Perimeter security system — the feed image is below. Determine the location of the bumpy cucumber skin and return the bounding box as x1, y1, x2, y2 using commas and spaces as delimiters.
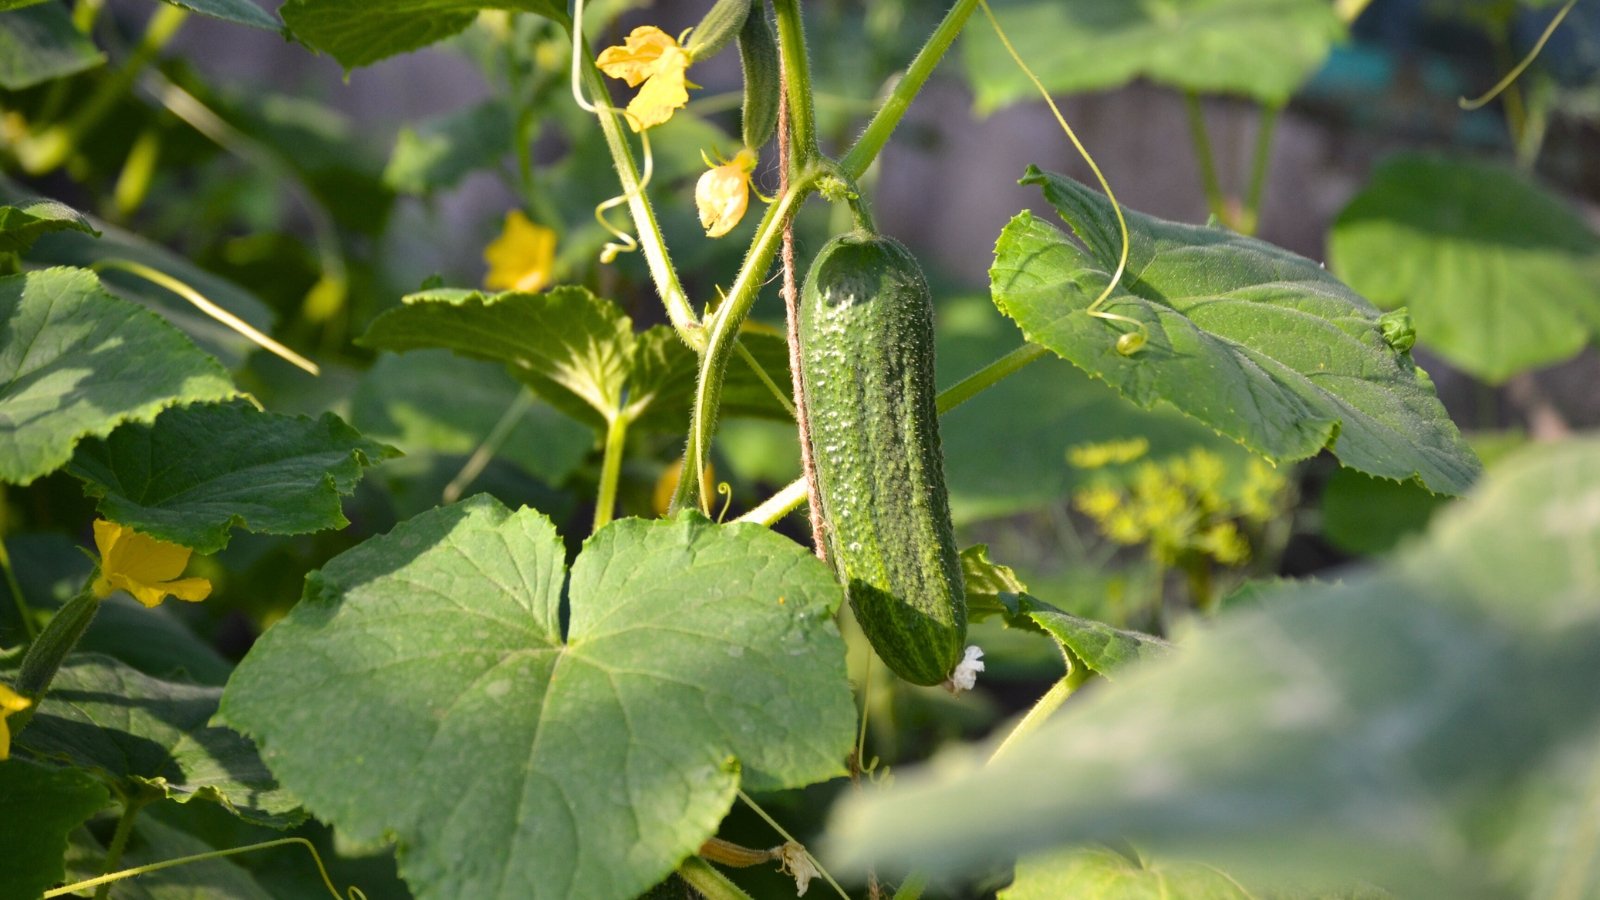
799, 231, 966, 685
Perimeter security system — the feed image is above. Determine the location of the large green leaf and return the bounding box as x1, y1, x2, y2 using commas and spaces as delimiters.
0, 3, 104, 90
824, 439, 1600, 896
0, 196, 98, 253
16, 655, 301, 827
280, 0, 565, 70
350, 349, 592, 485
0, 267, 237, 485
962, 0, 1344, 113
1328, 155, 1600, 384
1027, 605, 1171, 678
0, 760, 109, 900
992, 167, 1480, 496
358, 286, 791, 432
67, 400, 395, 554
161, 0, 278, 30
221, 499, 854, 900
1004, 846, 1255, 899
936, 292, 1259, 525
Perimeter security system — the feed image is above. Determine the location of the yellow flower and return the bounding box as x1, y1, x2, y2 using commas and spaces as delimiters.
484, 211, 557, 293
695, 148, 757, 238
596, 25, 695, 131
90, 520, 212, 608
0, 683, 29, 762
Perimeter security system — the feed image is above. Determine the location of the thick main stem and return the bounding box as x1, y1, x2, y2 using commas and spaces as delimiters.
672, 176, 816, 514
841, 0, 981, 180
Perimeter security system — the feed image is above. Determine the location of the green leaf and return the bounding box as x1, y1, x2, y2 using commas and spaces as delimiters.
0, 760, 109, 900
960, 544, 1031, 624
1320, 467, 1450, 557
358, 286, 791, 432
67, 400, 395, 554
1004, 846, 1255, 899
824, 438, 1600, 896
384, 100, 514, 196
280, 0, 565, 70
0, 3, 105, 90
16, 655, 302, 827
160, 0, 278, 30
221, 499, 854, 900
350, 349, 591, 485
1328, 155, 1600, 384
936, 292, 1259, 525
0, 268, 237, 486
963, 0, 1344, 113
992, 167, 1480, 496
0, 196, 98, 254
1026, 605, 1171, 678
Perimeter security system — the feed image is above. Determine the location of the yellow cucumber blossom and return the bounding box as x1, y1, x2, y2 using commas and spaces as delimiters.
696, 147, 758, 238
0, 683, 29, 761
91, 520, 212, 608
484, 211, 557, 293
596, 25, 696, 132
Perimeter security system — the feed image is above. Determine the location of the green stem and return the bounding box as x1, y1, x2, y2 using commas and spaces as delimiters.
1188, 560, 1216, 614
442, 390, 535, 504
0, 538, 38, 643
988, 666, 1090, 762
10, 587, 100, 736
672, 170, 819, 514
593, 414, 630, 532
1183, 91, 1228, 225
1240, 103, 1281, 236
936, 342, 1048, 415
95, 798, 146, 900
771, 0, 817, 163
18, 5, 189, 175
677, 857, 756, 900
575, 36, 700, 348
841, 0, 981, 180
735, 341, 1052, 525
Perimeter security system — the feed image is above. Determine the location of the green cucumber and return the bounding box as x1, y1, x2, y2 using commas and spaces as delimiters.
799, 230, 966, 686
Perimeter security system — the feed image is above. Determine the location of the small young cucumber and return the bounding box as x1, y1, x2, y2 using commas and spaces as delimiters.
799, 231, 967, 685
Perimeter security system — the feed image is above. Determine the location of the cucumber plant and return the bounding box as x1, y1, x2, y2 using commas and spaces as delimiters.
1, 1, 1595, 899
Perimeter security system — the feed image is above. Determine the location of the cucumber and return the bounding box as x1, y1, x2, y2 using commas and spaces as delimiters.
799, 231, 967, 685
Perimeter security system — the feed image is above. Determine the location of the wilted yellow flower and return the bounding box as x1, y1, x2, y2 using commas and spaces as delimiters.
0, 683, 29, 762
484, 211, 556, 293
596, 25, 695, 131
695, 147, 757, 238
91, 520, 212, 608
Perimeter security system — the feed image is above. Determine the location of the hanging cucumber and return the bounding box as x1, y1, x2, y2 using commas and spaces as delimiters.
798, 230, 967, 686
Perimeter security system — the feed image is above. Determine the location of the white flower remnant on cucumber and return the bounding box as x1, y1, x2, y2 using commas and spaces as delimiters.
944, 645, 985, 694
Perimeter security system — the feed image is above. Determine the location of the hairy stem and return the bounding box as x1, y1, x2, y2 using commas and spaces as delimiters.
988, 666, 1091, 762
772, 0, 817, 163
575, 37, 700, 347
841, 0, 981, 180
95, 799, 146, 900
593, 414, 630, 532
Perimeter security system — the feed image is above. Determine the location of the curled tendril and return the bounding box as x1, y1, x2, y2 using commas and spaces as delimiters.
979, 0, 1137, 354
715, 482, 735, 522
44, 837, 363, 899
571, 0, 655, 264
